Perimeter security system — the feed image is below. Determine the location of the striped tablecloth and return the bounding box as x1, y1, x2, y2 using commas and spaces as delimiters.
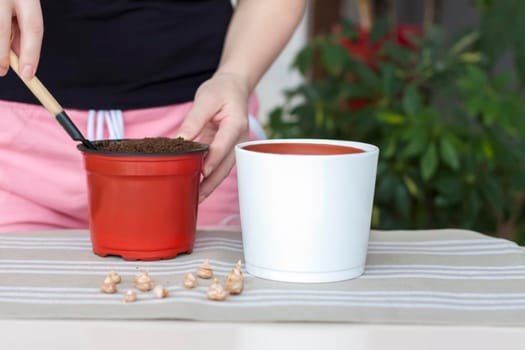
1, 228, 524, 326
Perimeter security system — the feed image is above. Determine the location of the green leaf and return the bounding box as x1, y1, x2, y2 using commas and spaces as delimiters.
369, 17, 390, 43
350, 60, 381, 90
421, 143, 438, 180
450, 31, 480, 56
380, 64, 396, 97
383, 137, 397, 159
512, 169, 525, 190
481, 139, 495, 159
340, 83, 371, 99
341, 19, 358, 40
321, 42, 349, 74
439, 136, 460, 170
376, 172, 396, 201
480, 177, 503, 213
377, 112, 406, 125
402, 84, 422, 117
514, 51, 525, 88
457, 65, 488, 95
293, 44, 315, 75
403, 175, 420, 197
314, 102, 325, 127
508, 1, 525, 87
300, 85, 321, 102
371, 205, 380, 227
459, 52, 483, 63
394, 183, 411, 218
381, 42, 411, 64
268, 107, 283, 125
401, 133, 428, 158
434, 177, 464, 204
464, 190, 482, 224
474, 0, 494, 10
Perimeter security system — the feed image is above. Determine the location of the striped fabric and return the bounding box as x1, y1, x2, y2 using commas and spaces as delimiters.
1, 229, 524, 325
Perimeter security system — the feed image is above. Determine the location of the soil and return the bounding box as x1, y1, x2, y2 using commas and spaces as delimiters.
94, 137, 205, 153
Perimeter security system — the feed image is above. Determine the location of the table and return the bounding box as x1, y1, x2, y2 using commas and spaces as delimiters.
1, 228, 524, 349
2, 320, 525, 350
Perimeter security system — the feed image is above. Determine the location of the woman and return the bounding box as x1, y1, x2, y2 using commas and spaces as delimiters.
0, 0, 305, 231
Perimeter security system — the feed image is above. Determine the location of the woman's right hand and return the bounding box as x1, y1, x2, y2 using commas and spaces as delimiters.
0, 0, 43, 79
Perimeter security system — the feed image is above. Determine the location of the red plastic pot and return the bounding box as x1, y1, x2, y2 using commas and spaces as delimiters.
78, 142, 208, 261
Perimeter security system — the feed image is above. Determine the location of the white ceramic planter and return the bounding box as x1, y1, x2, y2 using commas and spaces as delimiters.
235, 139, 379, 283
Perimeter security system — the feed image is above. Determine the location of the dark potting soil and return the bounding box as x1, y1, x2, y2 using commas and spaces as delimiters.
94, 137, 204, 153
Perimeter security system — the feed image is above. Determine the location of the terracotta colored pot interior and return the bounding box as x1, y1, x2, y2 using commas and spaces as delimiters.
243, 142, 365, 155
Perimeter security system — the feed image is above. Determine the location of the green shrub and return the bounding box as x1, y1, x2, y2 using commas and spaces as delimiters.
267, 15, 525, 243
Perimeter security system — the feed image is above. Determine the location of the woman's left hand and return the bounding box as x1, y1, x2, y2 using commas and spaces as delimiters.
176, 72, 250, 202
177, 0, 305, 202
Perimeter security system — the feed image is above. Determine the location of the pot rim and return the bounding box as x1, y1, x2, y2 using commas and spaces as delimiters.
77, 139, 209, 157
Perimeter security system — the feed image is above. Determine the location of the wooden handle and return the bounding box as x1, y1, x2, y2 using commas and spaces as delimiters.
9, 50, 63, 116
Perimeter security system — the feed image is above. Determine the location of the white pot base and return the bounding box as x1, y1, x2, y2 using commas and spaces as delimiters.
245, 263, 365, 283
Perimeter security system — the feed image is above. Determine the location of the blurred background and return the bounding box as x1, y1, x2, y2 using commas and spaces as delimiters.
256, 0, 525, 244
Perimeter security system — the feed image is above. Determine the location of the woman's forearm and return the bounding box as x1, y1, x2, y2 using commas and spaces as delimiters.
216, 0, 306, 92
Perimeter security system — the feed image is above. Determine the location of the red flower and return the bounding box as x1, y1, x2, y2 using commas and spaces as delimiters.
340, 25, 421, 66
347, 98, 371, 111
396, 25, 423, 49
340, 27, 382, 65
339, 24, 422, 110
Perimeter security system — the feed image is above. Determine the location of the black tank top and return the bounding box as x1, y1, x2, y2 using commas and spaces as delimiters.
0, 0, 233, 110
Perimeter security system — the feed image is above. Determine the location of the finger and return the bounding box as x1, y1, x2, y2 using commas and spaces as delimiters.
176, 92, 220, 140
14, 0, 43, 79
201, 116, 248, 177
199, 151, 236, 202
0, 1, 11, 76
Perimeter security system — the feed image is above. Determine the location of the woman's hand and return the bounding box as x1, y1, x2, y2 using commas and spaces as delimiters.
177, 0, 305, 201
176, 72, 250, 202
0, 0, 43, 79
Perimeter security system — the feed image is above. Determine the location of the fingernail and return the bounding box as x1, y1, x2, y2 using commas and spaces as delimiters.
21, 65, 34, 79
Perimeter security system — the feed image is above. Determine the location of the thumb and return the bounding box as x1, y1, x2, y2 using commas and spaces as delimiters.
176, 100, 217, 140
